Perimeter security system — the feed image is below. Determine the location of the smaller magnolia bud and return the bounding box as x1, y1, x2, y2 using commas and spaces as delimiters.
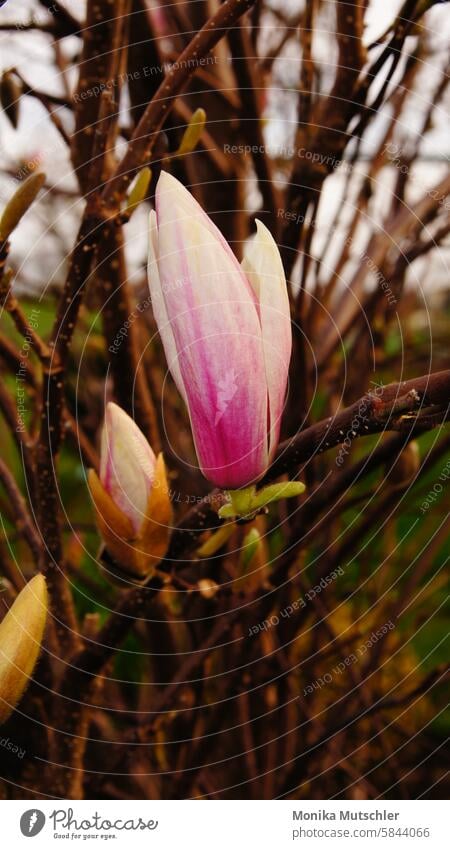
0, 70, 21, 129
88, 403, 172, 579
126, 166, 152, 217
0, 574, 48, 726
176, 108, 206, 156
0, 171, 46, 242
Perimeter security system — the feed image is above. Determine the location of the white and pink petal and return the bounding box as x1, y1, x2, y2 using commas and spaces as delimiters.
242, 220, 292, 457
100, 403, 156, 533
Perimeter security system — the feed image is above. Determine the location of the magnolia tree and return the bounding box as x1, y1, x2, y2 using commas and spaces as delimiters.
0, 0, 448, 800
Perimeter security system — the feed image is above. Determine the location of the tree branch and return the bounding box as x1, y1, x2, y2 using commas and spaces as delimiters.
58, 369, 450, 695
102, 0, 257, 208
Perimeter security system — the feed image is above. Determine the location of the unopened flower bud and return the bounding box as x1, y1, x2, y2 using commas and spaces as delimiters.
176, 108, 207, 156
0, 70, 21, 129
126, 166, 152, 217
0, 574, 48, 725
0, 171, 46, 242
88, 403, 172, 579
148, 171, 292, 490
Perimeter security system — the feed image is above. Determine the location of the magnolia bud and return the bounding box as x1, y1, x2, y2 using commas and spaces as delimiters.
176, 108, 206, 156
126, 166, 152, 217
0, 171, 46, 242
148, 172, 293, 490
88, 403, 172, 579
0, 575, 48, 725
0, 70, 21, 129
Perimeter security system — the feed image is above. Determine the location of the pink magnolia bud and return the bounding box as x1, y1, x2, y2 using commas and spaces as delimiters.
99, 402, 156, 534
148, 171, 291, 489
88, 403, 172, 578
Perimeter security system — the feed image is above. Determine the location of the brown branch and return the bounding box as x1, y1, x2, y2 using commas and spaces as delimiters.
56, 369, 450, 700
0, 458, 42, 566
0, 334, 35, 382
227, 20, 281, 234
0, 378, 36, 496
37, 0, 81, 37
33, 100, 114, 649
281, 0, 366, 276
267, 369, 450, 481
14, 72, 72, 108
281, 661, 449, 796
167, 369, 450, 564
64, 410, 100, 472
0, 331, 98, 471
71, 0, 128, 193
316, 172, 450, 370
96, 222, 161, 448
0, 22, 56, 34
102, 0, 257, 207
31, 0, 257, 664
0, 283, 51, 364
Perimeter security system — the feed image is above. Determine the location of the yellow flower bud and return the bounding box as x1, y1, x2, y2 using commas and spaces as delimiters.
126, 166, 152, 217
0, 574, 48, 726
176, 108, 206, 156
0, 171, 46, 242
